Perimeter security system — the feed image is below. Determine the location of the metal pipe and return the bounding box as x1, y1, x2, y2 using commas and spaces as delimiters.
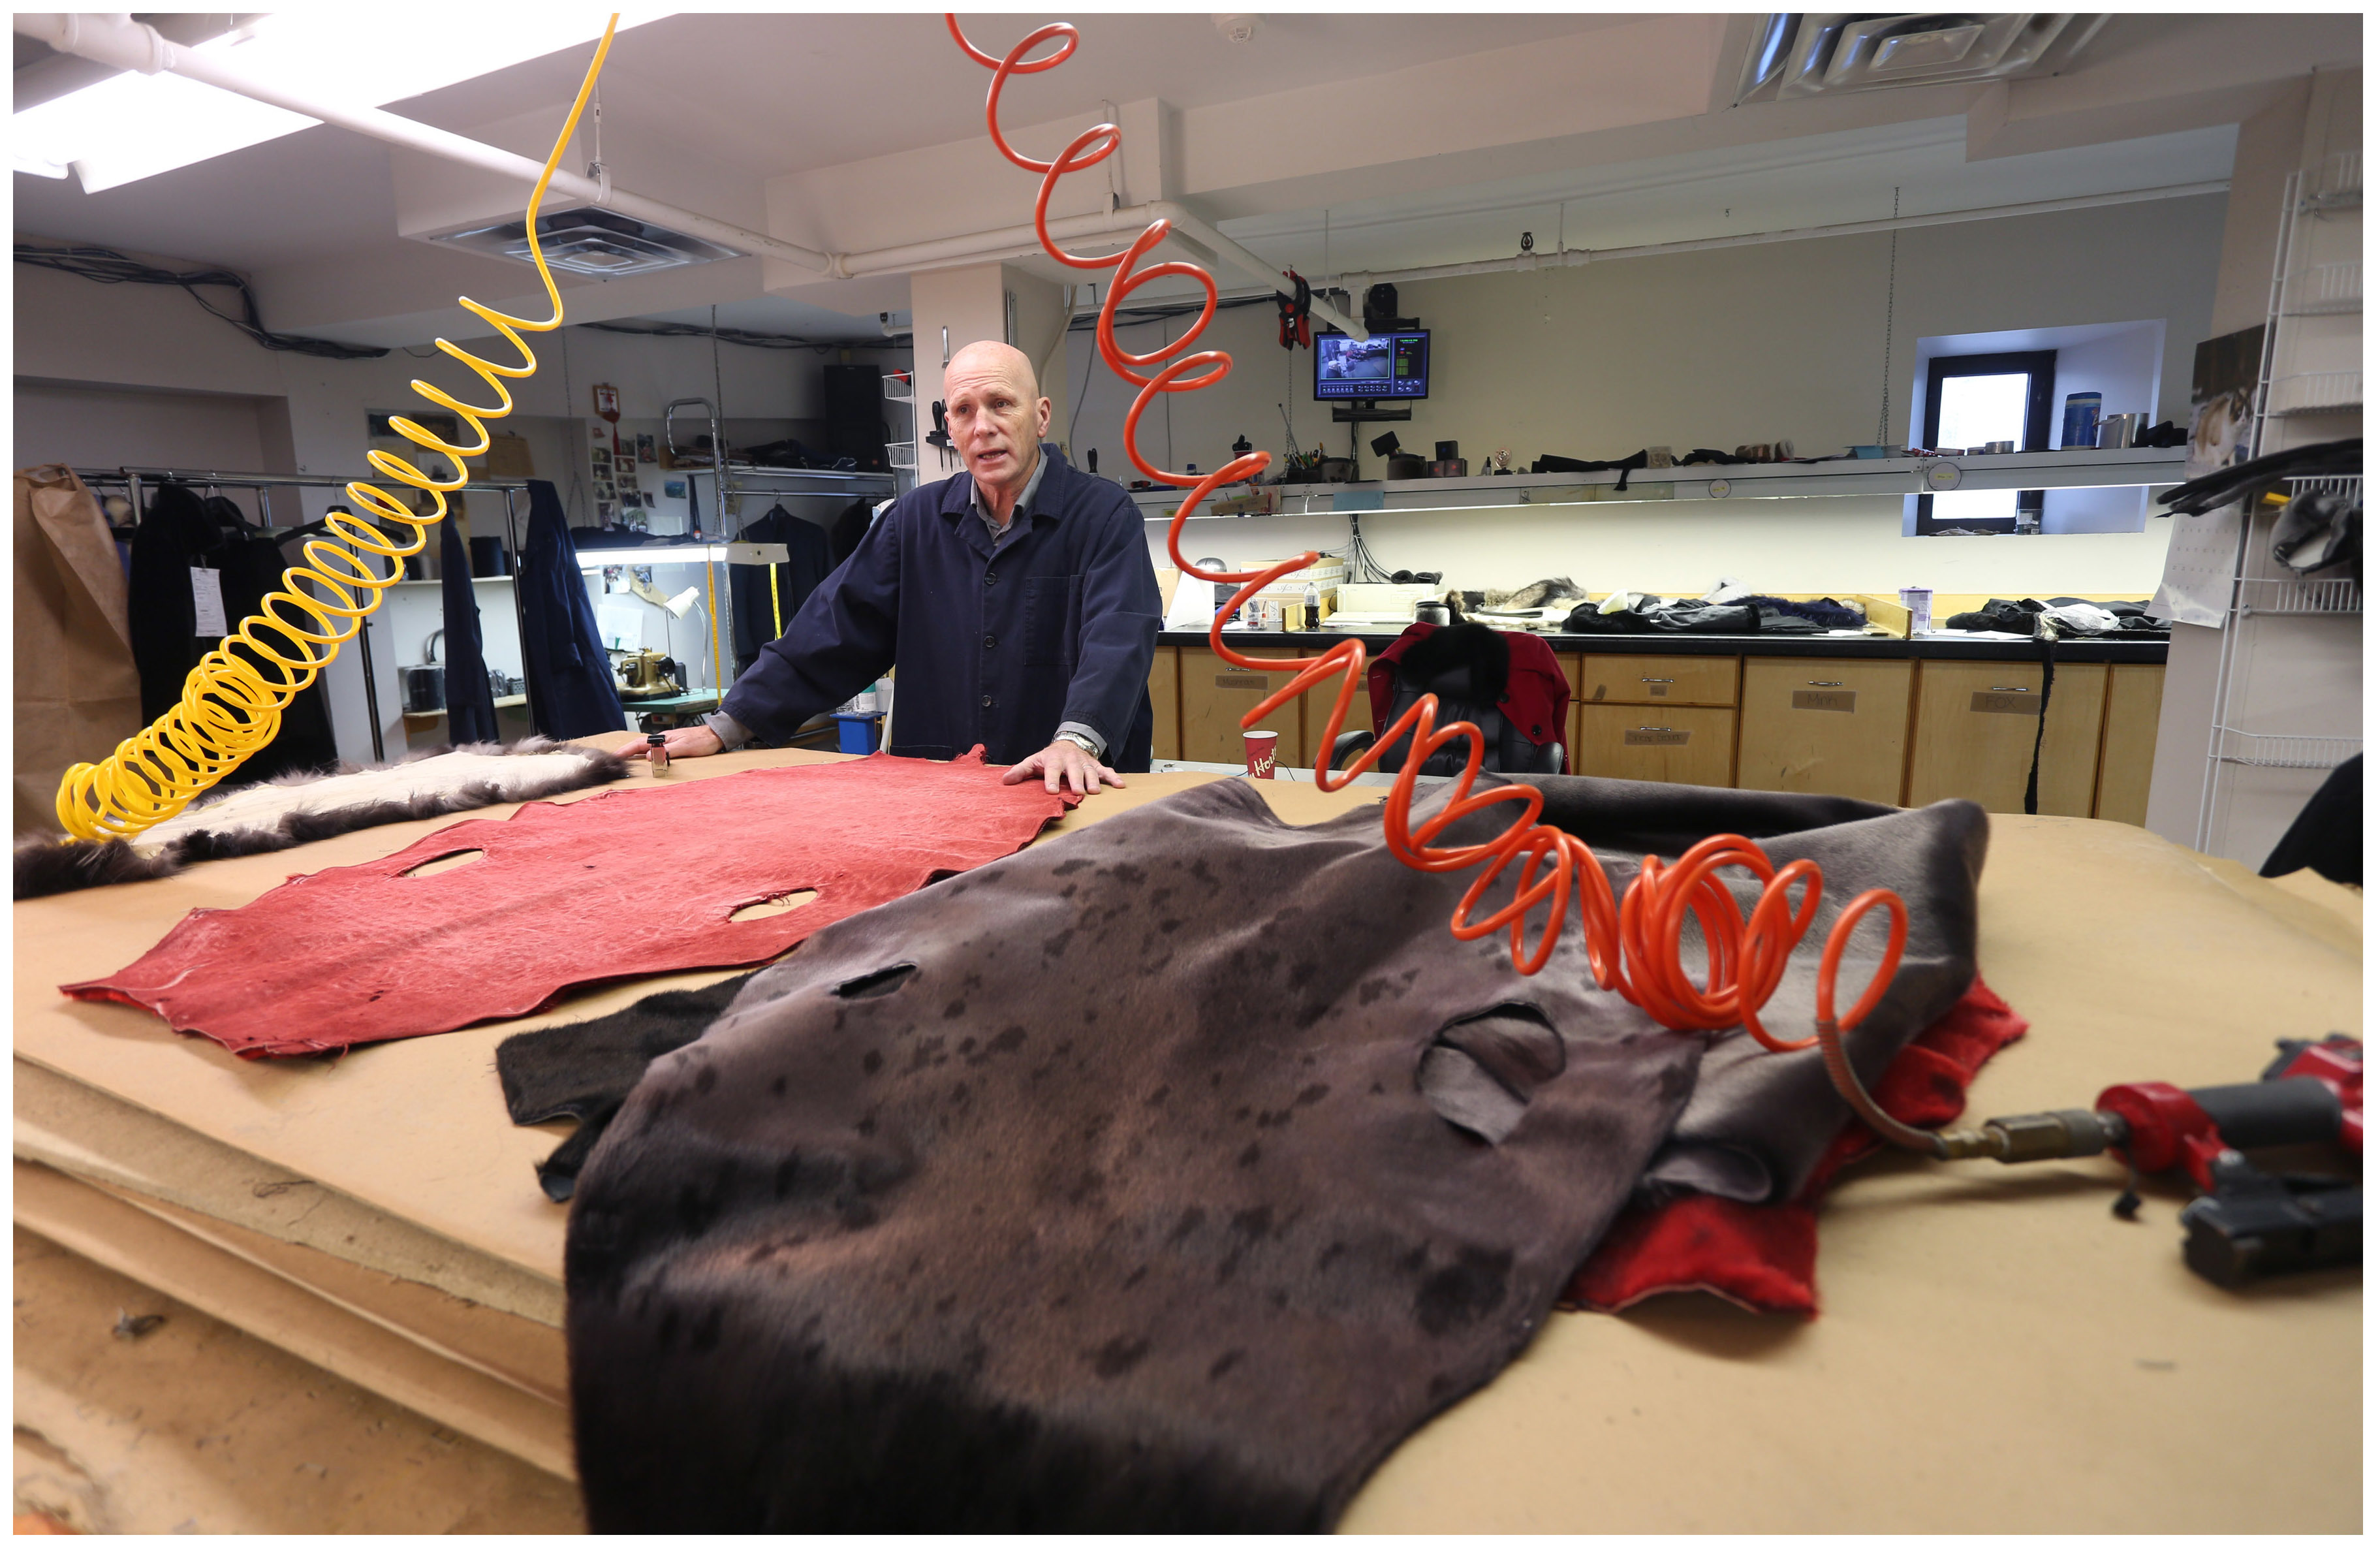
1336, 180, 2232, 289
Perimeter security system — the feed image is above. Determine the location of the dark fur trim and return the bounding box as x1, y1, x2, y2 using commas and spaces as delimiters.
12, 837, 182, 900
14, 738, 630, 900
1395, 621, 1509, 703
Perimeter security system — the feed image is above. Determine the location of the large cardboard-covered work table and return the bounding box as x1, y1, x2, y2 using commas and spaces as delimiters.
13, 744, 2358, 1532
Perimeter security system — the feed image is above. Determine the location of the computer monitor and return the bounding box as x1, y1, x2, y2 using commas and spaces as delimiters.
1314, 328, 1428, 401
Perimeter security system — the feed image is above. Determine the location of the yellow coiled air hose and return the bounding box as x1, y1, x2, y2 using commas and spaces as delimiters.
55, 19, 621, 842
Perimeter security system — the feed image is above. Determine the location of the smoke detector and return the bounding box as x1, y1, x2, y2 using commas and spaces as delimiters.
1733, 14, 2108, 106
1213, 14, 1261, 44
426, 208, 739, 277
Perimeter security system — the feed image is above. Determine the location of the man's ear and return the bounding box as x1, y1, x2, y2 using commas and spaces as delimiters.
1035, 396, 1053, 440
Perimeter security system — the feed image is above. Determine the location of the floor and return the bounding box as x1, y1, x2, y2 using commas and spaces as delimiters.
12, 1229, 583, 1534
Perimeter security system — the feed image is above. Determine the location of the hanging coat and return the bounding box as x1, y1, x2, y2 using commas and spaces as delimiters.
728, 503, 835, 676
518, 479, 627, 739
14, 466, 141, 834
440, 516, 501, 745
215, 530, 340, 783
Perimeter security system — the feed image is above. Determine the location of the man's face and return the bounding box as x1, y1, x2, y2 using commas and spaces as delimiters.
945, 349, 1052, 494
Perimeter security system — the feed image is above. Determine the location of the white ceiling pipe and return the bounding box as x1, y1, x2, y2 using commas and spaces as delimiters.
14, 12, 836, 273
16, 12, 1368, 340
1336, 179, 2233, 290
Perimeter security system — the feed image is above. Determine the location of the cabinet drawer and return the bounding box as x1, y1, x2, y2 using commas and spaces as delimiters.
1148, 646, 1181, 763
1178, 646, 1300, 766
1569, 653, 1739, 707
2093, 664, 2163, 825
1574, 704, 1736, 789
1737, 658, 1913, 804
1907, 660, 2108, 816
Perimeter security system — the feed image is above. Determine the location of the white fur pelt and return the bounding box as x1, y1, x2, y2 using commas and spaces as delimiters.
17, 737, 630, 899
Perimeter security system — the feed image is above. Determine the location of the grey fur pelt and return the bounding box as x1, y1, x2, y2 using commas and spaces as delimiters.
16, 737, 630, 900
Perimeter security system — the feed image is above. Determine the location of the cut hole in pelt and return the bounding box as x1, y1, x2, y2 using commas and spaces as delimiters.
401, 848, 486, 879
834, 964, 916, 1000
731, 890, 819, 923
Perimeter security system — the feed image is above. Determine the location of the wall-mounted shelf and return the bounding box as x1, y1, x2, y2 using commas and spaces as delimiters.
2211, 728, 2361, 770
1127, 446, 2188, 519
2268, 370, 2363, 416
2235, 577, 2361, 616
2281, 259, 2362, 315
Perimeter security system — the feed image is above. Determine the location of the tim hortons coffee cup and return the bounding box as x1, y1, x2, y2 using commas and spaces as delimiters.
1244, 729, 1279, 780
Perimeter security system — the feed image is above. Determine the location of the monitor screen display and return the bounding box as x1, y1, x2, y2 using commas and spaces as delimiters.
1315, 329, 1428, 400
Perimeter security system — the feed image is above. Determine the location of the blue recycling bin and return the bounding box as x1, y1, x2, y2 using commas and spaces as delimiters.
834, 712, 883, 753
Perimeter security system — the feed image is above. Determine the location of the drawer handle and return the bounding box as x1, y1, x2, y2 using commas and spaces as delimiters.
1989, 686, 2032, 693
1806, 680, 1845, 687
1637, 726, 1676, 733
1640, 676, 1674, 684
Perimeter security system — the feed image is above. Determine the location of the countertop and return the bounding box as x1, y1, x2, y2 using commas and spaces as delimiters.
1161, 627, 2171, 664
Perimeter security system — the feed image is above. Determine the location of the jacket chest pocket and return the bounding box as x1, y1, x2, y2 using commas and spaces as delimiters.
1022, 573, 1084, 669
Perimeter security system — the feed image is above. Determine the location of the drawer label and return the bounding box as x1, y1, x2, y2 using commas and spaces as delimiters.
1624, 729, 1691, 746
1791, 690, 1857, 712
1970, 690, 2043, 716
1648, 683, 1670, 697
1215, 672, 1271, 690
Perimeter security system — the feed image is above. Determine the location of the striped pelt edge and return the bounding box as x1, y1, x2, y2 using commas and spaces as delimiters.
16, 738, 632, 900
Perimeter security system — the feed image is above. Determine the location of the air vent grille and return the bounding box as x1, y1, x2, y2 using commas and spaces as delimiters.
1735, 14, 2108, 106
428, 208, 739, 277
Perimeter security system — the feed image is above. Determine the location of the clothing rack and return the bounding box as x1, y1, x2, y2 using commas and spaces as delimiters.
658, 398, 899, 690
73, 466, 534, 763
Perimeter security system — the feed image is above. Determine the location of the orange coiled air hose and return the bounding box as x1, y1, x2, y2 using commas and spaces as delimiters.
954, 16, 1911, 1066
54, 20, 620, 843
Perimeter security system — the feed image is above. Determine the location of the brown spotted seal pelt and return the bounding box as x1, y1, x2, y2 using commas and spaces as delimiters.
563, 774, 1986, 1531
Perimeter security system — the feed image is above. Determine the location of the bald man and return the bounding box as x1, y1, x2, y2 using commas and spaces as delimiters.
634, 340, 1163, 795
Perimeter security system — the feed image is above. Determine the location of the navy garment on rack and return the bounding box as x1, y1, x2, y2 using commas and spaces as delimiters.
518, 480, 627, 739
125, 484, 337, 785
828, 498, 874, 566
440, 517, 500, 745
728, 504, 836, 677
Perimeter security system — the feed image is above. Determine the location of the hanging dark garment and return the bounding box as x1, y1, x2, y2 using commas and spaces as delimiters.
728, 504, 836, 676
559, 773, 1985, 1531
126, 483, 228, 724
518, 479, 627, 740
828, 498, 874, 566
441, 518, 500, 745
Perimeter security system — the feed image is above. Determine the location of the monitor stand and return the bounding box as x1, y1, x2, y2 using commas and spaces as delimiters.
1330, 398, 1413, 480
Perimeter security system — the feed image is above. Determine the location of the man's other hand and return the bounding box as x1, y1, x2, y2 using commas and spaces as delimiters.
623, 725, 724, 761
1003, 739, 1125, 797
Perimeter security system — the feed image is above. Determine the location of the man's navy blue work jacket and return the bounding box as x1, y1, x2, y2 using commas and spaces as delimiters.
717, 445, 1163, 769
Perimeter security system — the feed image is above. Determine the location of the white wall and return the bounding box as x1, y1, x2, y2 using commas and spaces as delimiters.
1071, 196, 2220, 597
1161, 494, 2173, 601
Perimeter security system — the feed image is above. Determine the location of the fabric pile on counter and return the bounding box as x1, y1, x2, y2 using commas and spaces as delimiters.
1560, 591, 1869, 636
1941, 596, 2170, 637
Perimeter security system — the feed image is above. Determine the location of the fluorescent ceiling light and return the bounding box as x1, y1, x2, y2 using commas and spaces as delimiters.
14, 10, 674, 195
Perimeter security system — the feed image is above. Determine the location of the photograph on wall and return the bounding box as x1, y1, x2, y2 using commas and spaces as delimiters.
664, 480, 687, 499
597, 501, 616, 522
2185, 324, 2264, 482
620, 488, 644, 510
636, 433, 657, 464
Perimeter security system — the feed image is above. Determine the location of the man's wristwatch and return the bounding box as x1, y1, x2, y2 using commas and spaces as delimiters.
1053, 731, 1100, 758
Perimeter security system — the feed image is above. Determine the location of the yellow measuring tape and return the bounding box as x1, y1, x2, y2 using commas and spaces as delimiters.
55, 20, 620, 842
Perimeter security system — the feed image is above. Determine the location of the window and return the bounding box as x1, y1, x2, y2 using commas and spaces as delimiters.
1917, 349, 2054, 534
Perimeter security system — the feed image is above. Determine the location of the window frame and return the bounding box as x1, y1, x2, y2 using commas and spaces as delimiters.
1916, 349, 2058, 535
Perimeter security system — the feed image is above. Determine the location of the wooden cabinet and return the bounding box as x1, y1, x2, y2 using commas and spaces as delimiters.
1147, 646, 1180, 762
1178, 645, 1301, 765
2092, 664, 2164, 825
1569, 653, 1739, 707
1905, 660, 2109, 816
1574, 703, 1736, 788
1736, 659, 1915, 805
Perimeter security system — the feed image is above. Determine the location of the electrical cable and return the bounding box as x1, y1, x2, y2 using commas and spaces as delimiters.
583, 318, 903, 352
14, 244, 389, 360
950, 15, 1920, 1124
54, 20, 619, 842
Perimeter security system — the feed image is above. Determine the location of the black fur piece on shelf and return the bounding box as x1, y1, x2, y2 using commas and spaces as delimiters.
15, 738, 631, 900
1388, 620, 1509, 703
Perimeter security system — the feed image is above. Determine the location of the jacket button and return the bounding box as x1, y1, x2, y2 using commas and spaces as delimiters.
982, 633, 996, 649
981, 695, 995, 709
984, 571, 998, 587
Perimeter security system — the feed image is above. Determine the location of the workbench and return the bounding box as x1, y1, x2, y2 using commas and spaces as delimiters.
13, 744, 2360, 1532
